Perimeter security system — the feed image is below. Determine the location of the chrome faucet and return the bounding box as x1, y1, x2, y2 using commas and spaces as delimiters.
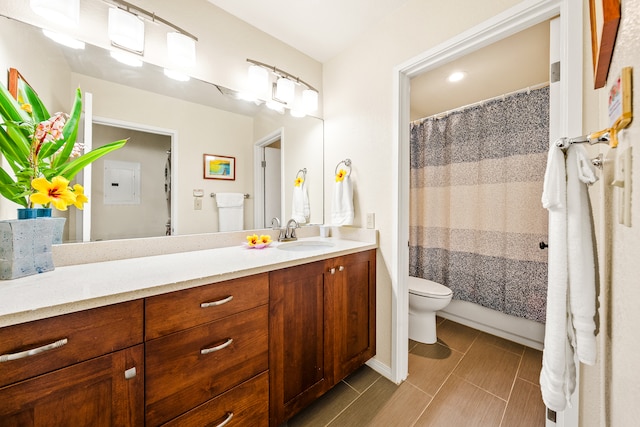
272, 217, 285, 241
283, 218, 299, 241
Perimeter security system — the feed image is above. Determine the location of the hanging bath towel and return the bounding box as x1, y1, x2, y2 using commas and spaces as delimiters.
331, 175, 354, 225
291, 180, 310, 224
539, 143, 598, 412
216, 192, 245, 232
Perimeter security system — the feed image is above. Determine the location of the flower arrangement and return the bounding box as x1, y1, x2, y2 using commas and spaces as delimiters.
294, 176, 304, 187
246, 234, 272, 249
0, 81, 126, 212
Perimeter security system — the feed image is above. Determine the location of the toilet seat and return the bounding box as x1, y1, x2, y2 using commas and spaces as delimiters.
408, 277, 452, 299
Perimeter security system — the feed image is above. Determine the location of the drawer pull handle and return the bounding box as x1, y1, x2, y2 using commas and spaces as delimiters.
201, 338, 233, 355
215, 412, 234, 427
201, 295, 233, 308
0, 338, 68, 362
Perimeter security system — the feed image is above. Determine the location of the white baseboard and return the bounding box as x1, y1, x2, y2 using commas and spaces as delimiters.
366, 358, 395, 383
439, 300, 545, 350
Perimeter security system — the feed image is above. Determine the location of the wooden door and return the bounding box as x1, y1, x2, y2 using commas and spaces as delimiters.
269, 260, 331, 426
330, 250, 376, 381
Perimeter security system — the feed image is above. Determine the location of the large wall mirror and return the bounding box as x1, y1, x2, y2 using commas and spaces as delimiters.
0, 15, 324, 242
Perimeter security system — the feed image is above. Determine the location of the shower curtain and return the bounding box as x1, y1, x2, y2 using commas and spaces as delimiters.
409, 87, 549, 323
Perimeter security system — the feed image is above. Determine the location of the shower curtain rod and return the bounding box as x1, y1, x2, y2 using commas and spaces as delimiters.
417, 81, 550, 122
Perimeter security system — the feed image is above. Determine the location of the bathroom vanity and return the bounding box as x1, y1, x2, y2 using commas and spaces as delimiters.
0, 230, 377, 426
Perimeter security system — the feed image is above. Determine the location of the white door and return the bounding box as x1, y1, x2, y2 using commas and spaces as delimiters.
264, 146, 281, 225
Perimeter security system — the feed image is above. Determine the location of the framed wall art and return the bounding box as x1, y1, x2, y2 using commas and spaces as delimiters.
203, 154, 235, 180
589, 0, 621, 89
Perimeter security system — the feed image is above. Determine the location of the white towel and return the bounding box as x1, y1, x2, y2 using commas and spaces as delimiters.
539, 143, 598, 412
291, 181, 310, 224
215, 193, 244, 232
567, 145, 597, 365
331, 175, 354, 225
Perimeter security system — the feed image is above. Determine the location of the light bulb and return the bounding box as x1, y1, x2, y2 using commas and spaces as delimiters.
30, 0, 79, 27
302, 89, 318, 113
167, 32, 196, 68
108, 7, 145, 53
275, 77, 295, 104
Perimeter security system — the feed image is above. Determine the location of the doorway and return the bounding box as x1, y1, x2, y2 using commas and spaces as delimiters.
254, 129, 284, 228
392, 1, 584, 426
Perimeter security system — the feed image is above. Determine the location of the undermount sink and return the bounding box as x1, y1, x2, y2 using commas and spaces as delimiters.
277, 240, 335, 251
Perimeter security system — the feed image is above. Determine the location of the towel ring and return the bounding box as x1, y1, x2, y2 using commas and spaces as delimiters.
296, 168, 307, 179
335, 158, 352, 176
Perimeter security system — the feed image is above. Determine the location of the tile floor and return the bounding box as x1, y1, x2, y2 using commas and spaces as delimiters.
283, 318, 545, 427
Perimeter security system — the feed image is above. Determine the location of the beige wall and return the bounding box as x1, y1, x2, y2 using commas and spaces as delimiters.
581, 0, 640, 425
323, 0, 521, 369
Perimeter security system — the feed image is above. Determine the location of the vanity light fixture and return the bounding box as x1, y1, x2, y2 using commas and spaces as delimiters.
108, 7, 145, 53
246, 58, 319, 115
30, 0, 80, 27
42, 29, 85, 50
167, 32, 196, 68
105, 0, 199, 65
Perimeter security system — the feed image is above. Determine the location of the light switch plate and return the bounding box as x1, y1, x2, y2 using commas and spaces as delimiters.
366, 212, 375, 229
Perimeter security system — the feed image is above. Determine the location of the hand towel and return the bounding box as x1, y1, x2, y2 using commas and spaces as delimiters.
331, 175, 354, 225
291, 181, 310, 224
540, 142, 572, 412
567, 145, 597, 365
215, 193, 244, 232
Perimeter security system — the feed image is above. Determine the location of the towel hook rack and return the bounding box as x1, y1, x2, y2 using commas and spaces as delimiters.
335, 158, 352, 177
210, 193, 250, 199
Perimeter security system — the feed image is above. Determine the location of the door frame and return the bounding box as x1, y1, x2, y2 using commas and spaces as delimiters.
253, 128, 285, 228
81, 114, 177, 240
391, 0, 583, 425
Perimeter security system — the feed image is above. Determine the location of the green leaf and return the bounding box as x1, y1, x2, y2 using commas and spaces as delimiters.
42, 88, 82, 163
54, 139, 127, 180
0, 168, 27, 207
21, 81, 50, 123
0, 81, 30, 124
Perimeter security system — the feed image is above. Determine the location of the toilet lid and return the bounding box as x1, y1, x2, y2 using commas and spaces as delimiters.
408, 277, 452, 298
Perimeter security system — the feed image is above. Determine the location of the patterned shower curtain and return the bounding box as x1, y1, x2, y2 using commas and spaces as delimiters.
409, 86, 549, 323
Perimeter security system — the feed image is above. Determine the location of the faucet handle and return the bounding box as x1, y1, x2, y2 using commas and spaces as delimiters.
271, 217, 281, 229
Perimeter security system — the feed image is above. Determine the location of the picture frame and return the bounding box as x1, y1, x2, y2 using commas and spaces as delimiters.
589, 0, 621, 89
203, 154, 235, 180
8, 68, 34, 100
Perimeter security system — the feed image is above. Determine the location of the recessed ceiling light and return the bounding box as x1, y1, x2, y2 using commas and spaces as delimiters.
447, 71, 466, 82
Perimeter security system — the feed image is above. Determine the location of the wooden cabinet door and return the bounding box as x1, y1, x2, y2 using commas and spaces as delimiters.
0, 344, 144, 426
269, 260, 332, 427
328, 250, 376, 382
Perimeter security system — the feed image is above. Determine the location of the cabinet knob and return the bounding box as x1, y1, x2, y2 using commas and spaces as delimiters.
329, 268, 336, 275
338, 265, 345, 272
124, 367, 137, 379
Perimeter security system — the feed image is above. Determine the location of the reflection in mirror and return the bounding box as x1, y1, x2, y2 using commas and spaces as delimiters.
0, 15, 324, 242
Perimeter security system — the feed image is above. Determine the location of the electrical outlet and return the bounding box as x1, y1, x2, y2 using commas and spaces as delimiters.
366, 212, 375, 229
194, 198, 202, 210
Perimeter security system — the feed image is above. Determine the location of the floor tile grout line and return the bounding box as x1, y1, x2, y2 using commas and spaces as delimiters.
453, 372, 509, 403
498, 352, 525, 427
325, 376, 383, 427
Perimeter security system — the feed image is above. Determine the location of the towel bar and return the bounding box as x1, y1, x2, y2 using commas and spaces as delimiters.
210, 193, 250, 198
296, 168, 307, 179
335, 159, 352, 176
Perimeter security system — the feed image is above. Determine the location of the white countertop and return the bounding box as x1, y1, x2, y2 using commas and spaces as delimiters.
0, 234, 377, 328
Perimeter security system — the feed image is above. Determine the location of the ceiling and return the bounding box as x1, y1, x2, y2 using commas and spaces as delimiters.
205, 1, 551, 121
206, 0, 412, 63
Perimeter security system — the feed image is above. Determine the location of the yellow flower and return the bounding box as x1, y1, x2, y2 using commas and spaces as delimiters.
259, 235, 272, 244
294, 177, 304, 187
20, 103, 33, 114
246, 234, 259, 246
335, 169, 347, 182
71, 184, 88, 210
29, 176, 77, 211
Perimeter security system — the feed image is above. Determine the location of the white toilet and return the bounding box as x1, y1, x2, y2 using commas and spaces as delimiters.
408, 277, 453, 344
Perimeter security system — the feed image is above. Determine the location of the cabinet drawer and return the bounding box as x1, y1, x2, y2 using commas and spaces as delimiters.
145, 305, 268, 426
0, 300, 143, 388
145, 273, 269, 340
164, 372, 268, 427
